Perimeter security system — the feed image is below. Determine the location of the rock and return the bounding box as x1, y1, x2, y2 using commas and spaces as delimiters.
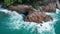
8, 5, 32, 14
44, 15, 53, 22
56, 0, 60, 9
41, 2, 56, 12
25, 11, 53, 23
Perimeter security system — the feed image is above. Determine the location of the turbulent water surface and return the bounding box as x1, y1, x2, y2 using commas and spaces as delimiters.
0, 8, 60, 34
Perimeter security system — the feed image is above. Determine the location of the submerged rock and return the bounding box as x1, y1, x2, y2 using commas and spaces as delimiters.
8, 5, 32, 14
25, 11, 53, 23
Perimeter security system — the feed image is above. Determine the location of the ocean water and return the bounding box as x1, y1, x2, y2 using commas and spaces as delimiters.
0, 8, 60, 34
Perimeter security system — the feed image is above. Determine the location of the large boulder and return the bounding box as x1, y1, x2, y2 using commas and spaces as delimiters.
25, 11, 53, 23
8, 5, 32, 14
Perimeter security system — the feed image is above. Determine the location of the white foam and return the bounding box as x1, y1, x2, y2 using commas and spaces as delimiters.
0, 9, 59, 34
56, 9, 60, 14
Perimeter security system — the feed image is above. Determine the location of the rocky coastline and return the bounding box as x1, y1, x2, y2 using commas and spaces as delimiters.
7, 4, 55, 23
0, 0, 56, 23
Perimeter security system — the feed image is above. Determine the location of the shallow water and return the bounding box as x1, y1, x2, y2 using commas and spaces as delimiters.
0, 8, 60, 34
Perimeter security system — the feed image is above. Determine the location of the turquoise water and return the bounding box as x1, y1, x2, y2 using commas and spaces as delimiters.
54, 9, 60, 34
0, 8, 60, 34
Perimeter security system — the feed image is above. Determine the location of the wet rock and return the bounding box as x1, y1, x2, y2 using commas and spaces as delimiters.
25, 11, 53, 23
8, 5, 32, 14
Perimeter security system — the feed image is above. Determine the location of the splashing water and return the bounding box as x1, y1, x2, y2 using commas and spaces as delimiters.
0, 8, 60, 34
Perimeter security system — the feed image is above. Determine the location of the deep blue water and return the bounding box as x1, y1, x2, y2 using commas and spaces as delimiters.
0, 8, 60, 34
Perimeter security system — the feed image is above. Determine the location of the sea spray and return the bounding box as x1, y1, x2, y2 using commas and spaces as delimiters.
0, 8, 59, 34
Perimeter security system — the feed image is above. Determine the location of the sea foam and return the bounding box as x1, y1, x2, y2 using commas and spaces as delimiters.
0, 8, 59, 34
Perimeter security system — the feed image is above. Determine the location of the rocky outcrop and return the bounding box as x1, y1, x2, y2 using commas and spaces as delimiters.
8, 5, 32, 14
41, 2, 56, 12
25, 11, 53, 23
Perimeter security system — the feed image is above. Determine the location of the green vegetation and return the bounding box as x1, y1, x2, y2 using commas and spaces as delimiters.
33, 5, 40, 10
4, 0, 39, 6
4, 0, 22, 6
3, 0, 55, 6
